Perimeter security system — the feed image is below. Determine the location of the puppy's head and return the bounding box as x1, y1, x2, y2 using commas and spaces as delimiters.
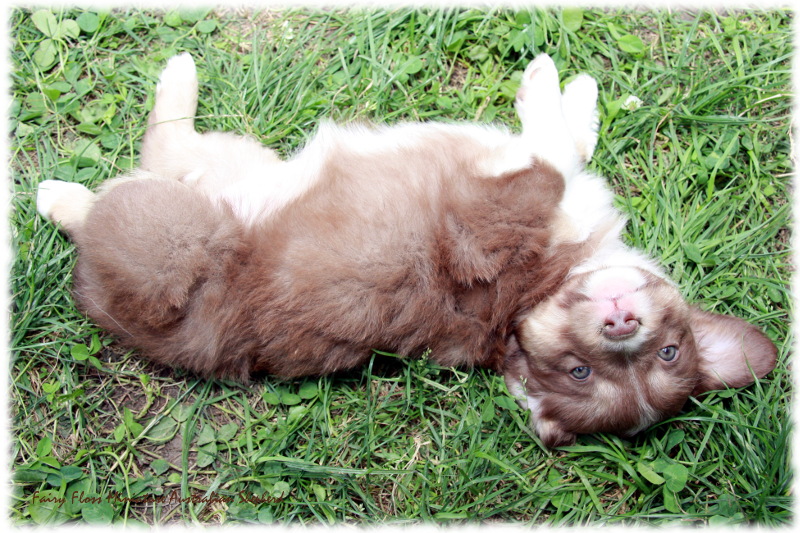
505, 251, 777, 448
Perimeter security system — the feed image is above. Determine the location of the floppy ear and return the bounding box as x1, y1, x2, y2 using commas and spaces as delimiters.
503, 335, 577, 448
689, 307, 777, 395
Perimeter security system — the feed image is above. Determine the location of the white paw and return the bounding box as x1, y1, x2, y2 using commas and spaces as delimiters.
515, 54, 580, 178
37, 179, 94, 230
156, 52, 197, 96
561, 74, 599, 162
150, 53, 199, 129
37, 180, 80, 219
515, 54, 562, 125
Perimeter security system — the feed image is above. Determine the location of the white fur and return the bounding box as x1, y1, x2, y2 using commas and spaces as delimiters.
617, 373, 660, 435
506, 378, 555, 441
36, 180, 94, 231
554, 171, 618, 243
561, 74, 600, 162
570, 245, 672, 283
155, 52, 198, 128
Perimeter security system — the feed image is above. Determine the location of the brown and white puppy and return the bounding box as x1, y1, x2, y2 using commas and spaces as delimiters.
36, 53, 776, 447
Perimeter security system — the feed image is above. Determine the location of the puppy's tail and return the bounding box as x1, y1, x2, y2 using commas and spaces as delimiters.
140, 53, 202, 174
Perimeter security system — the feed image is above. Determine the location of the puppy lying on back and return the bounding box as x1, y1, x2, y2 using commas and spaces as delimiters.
37, 53, 776, 447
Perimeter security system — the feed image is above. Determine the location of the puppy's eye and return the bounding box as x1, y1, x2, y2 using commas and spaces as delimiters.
570, 366, 592, 380
658, 345, 679, 361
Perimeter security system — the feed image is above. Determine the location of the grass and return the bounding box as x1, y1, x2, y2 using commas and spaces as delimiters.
8, 6, 792, 526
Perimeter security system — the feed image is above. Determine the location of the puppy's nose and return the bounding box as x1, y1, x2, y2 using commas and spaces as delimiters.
603, 310, 639, 339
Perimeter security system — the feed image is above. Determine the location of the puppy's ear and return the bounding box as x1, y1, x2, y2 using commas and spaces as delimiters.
503, 336, 577, 449
689, 307, 777, 395
533, 417, 577, 449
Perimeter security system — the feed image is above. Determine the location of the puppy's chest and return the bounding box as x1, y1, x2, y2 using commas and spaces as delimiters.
550, 170, 619, 244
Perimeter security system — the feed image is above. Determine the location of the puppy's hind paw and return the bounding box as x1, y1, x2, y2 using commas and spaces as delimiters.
157, 52, 197, 95
37, 179, 95, 232
151, 53, 199, 126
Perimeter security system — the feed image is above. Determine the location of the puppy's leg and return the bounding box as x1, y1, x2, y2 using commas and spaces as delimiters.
37, 179, 95, 233
561, 74, 599, 163
140, 53, 202, 177
515, 54, 563, 128
153, 53, 199, 129
140, 54, 284, 200
515, 54, 598, 179
515, 54, 575, 178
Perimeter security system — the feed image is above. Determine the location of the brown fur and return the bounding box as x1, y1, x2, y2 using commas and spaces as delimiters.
72, 148, 585, 381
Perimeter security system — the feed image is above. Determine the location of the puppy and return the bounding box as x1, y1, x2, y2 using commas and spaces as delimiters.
36, 53, 776, 447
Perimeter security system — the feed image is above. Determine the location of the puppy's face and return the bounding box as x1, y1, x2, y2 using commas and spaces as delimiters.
505, 259, 777, 448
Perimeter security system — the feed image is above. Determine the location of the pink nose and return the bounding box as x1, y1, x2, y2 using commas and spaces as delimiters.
603, 310, 639, 339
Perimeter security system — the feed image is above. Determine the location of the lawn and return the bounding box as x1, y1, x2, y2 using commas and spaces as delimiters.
8, 6, 792, 526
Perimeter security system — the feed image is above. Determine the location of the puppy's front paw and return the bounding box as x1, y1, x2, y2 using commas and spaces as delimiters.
561, 74, 599, 162
515, 54, 562, 124
515, 54, 581, 178
37, 179, 94, 231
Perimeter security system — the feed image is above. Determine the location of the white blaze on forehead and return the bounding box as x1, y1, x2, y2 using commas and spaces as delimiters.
647, 367, 674, 397
582, 266, 647, 300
